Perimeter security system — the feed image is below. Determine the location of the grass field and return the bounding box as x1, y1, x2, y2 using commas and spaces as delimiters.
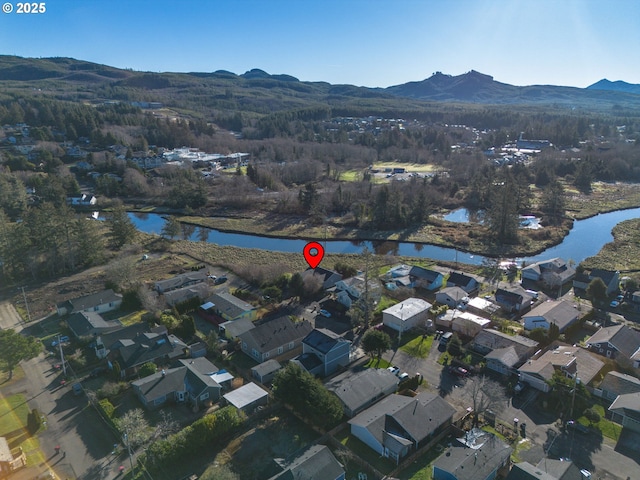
577, 404, 623, 441
400, 334, 434, 359
364, 357, 392, 369
0, 393, 45, 466
373, 162, 438, 173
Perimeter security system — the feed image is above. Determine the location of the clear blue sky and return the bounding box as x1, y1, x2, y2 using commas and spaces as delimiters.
1, 0, 639, 88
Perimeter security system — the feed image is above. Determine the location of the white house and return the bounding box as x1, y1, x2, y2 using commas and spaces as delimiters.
451, 311, 491, 338
382, 298, 432, 333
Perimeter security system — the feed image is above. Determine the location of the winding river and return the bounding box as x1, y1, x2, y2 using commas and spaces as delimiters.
128, 207, 640, 265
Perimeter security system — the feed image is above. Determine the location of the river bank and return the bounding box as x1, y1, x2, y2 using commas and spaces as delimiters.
581, 218, 640, 273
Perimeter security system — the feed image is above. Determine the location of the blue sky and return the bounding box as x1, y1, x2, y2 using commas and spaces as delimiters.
1, 0, 639, 88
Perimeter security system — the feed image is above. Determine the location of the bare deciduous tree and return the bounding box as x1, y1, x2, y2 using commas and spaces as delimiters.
448, 375, 508, 427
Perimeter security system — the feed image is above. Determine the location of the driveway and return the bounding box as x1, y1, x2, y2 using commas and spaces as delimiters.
0, 301, 125, 480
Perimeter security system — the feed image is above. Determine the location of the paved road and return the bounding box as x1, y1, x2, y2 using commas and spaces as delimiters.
0, 301, 126, 480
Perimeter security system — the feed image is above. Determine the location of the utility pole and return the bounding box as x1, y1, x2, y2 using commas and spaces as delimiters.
58, 335, 67, 377
123, 430, 135, 475
20, 286, 31, 323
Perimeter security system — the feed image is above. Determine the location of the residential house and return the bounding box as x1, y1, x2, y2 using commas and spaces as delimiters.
334, 276, 381, 309
348, 392, 455, 464
595, 371, 640, 403
573, 269, 620, 296
523, 300, 580, 333
239, 316, 313, 363
382, 297, 432, 333
446, 271, 480, 294
301, 267, 343, 290
251, 359, 282, 384
608, 392, 640, 433
506, 459, 584, 480
132, 358, 223, 410
451, 311, 491, 338
518, 343, 604, 393
223, 382, 269, 414
56, 289, 123, 316
0, 436, 26, 476
154, 271, 208, 294
95, 323, 162, 359
521, 258, 576, 288
219, 318, 255, 340
66, 311, 121, 339
108, 331, 188, 378
269, 445, 345, 480
466, 297, 499, 317
409, 266, 444, 291
494, 287, 533, 314
163, 283, 210, 307
204, 292, 257, 323
436, 286, 468, 308
471, 330, 539, 376
387, 264, 412, 279
585, 324, 640, 367
433, 429, 512, 480
66, 193, 97, 206
326, 368, 399, 417
293, 328, 351, 377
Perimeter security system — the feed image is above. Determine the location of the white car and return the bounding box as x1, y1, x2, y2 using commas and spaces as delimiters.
387, 366, 400, 376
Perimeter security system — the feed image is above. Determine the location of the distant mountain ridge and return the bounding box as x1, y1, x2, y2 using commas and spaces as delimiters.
1, 55, 640, 112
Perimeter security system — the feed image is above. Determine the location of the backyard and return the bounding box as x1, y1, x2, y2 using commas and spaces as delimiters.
0, 393, 45, 467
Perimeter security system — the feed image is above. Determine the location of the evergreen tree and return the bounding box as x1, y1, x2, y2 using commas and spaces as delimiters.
108, 206, 136, 248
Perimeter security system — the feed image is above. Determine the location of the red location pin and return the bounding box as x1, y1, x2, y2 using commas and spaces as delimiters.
303, 242, 325, 269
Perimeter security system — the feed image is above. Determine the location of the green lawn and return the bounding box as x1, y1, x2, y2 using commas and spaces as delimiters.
364, 357, 392, 369
118, 310, 147, 326
400, 334, 434, 359
397, 442, 446, 480
335, 429, 395, 475
375, 296, 398, 314
0, 394, 30, 437
577, 404, 623, 441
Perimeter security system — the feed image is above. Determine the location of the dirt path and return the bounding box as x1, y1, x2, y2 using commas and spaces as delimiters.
0, 301, 25, 331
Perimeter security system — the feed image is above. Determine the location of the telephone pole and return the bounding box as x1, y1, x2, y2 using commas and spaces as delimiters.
20, 286, 31, 323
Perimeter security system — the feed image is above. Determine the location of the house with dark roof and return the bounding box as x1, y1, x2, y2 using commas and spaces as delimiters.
409, 266, 444, 291
585, 324, 640, 368
95, 323, 163, 359
609, 392, 640, 433
521, 258, 576, 288
446, 271, 480, 294
204, 292, 257, 322
523, 300, 580, 333
66, 311, 121, 338
573, 269, 620, 296
596, 371, 640, 403
56, 289, 123, 316
518, 343, 604, 393
131, 358, 223, 410
251, 359, 282, 384
302, 267, 343, 290
506, 459, 584, 480
292, 328, 351, 377
108, 331, 188, 378
334, 276, 381, 309
436, 286, 468, 308
326, 368, 399, 417
239, 316, 313, 363
219, 318, 255, 340
495, 287, 533, 314
348, 392, 455, 464
163, 283, 210, 307
433, 429, 512, 480
269, 444, 345, 480
471, 330, 539, 376
154, 271, 208, 294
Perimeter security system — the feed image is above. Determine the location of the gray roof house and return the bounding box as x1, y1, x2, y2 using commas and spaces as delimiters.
326, 368, 399, 417
436, 286, 468, 308
131, 357, 223, 410
523, 300, 580, 333
108, 331, 188, 378
205, 292, 257, 322
56, 289, 123, 316
154, 271, 208, 294
495, 287, 533, 314
163, 283, 210, 307
521, 258, 576, 288
506, 459, 584, 480
573, 269, 620, 296
302, 267, 343, 290
585, 324, 640, 368
596, 371, 640, 403
219, 318, 255, 340
66, 311, 121, 338
433, 429, 512, 480
518, 343, 604, 393
251, 359, 282, 384
223, 382, 269, 413
446, 271, 480, 294
608, 392, 640, 433
409, 266, 444, 291
269, 444, 345, 480
239, 316, 313, 363
95, 323, 166, 359
348, 392, 455, 464
293, 328, 351, 377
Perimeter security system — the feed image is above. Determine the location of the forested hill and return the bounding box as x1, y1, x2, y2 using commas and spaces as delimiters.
1, 55, 640, 114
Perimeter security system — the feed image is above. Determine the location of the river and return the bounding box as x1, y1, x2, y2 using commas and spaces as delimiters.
128, 207, 640, 266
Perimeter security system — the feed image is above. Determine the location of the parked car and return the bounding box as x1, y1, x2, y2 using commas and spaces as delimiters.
72, 383, 82, 396
566, 420, 589, 434
514, 381, 526, 394
319, 309, 332, 318
609, 300, 620, 308
398, 372, 410, 380
387, 366, 400, 376
214, 276, 228, 285
50, 336, 70, 348
450, 366, 469, 378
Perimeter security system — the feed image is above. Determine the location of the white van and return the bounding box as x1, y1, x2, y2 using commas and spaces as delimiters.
439, 332, 453, 346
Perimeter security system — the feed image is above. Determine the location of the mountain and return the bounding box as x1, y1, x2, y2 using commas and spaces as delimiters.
587, 79, 640, 95
1, 56, 640, 114
386, 70, 640, 109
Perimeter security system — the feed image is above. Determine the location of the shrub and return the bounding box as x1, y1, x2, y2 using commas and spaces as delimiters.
27, 408, 42, 434
584, 407, 601, 425
99, 399, 115, 419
